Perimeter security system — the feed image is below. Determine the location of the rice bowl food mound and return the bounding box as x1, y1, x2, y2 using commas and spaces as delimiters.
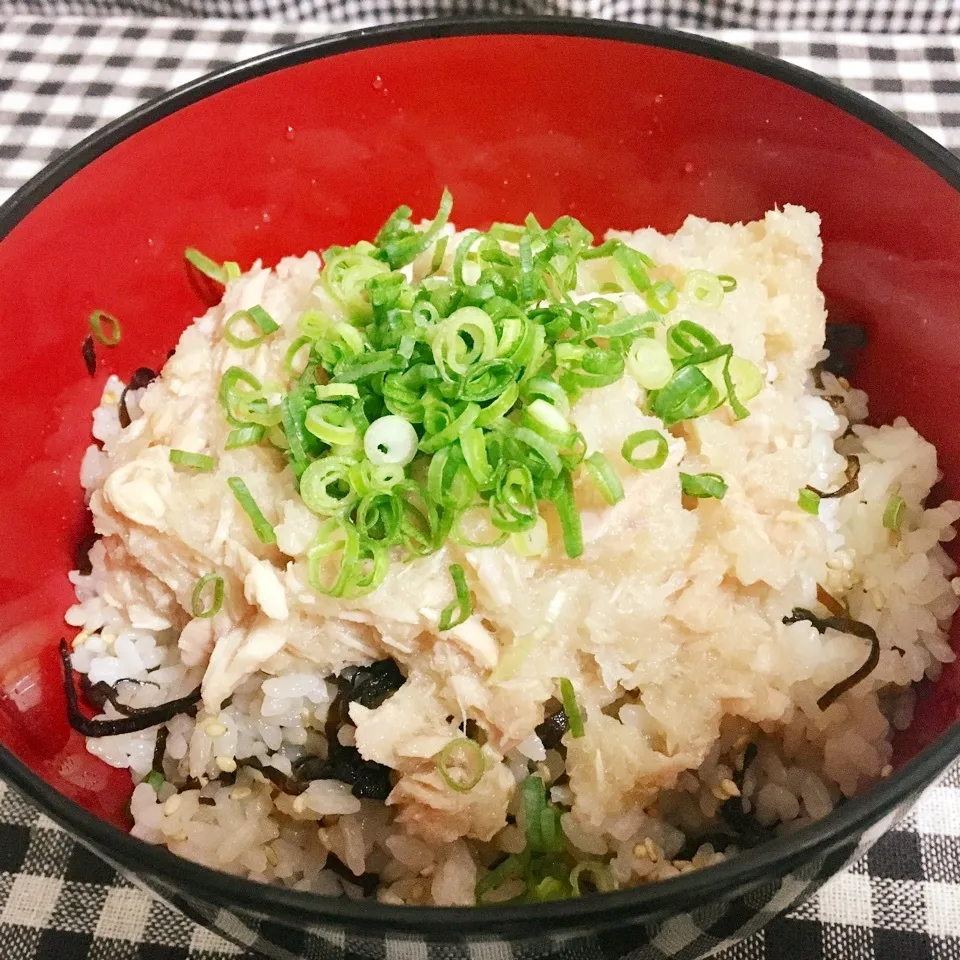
64, 196, 960, 906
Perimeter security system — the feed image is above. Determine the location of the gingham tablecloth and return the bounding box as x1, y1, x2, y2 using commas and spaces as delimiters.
2, 16, 960, 960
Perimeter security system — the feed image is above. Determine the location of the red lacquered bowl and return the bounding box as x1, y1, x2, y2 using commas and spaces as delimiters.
1, 19, 959, 960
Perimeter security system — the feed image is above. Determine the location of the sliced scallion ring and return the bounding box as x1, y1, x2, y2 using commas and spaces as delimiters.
680, 472, 728, 500
364, 415, 419, 467
583, 452, 625, 505
185, 247, 229, 284
883, 494, 905, 531
622, 430, 668, 471
569, 861, 616, 896
558, 677, 585, 738
169, 449, 216, 471
439, 563, 473, 631
227, 476, 276, 543
191, 573, 224, 618
89, 309, 122, 346
684, 269, 724, 308
435, 737, 484, 793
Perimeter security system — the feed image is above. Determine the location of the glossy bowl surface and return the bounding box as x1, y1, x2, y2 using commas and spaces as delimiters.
1, 17, 960, 959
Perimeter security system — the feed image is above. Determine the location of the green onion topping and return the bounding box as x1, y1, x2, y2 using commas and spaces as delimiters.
569, 861, 616, 896
89, 309, 122, 346
883, 494, 905, 531
224, 306, 279, 349
169, 449, 216, 472
225, 425, 266, 449
558, 677, 584, 738
583, 452, 625, 506
622, 430, 668, 471
227, 477, 276, 544
522, 775, 565, 854
211, 192, 756, 591
435, 737, 484, 793
680, 472, 728, 500
185, 247, 235, 285
145, 771, 165, 792
439, 563, 473, 631
798, 488, 821, 515
191, 573, 224, 618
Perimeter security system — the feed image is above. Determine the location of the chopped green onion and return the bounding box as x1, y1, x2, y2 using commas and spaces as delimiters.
223, 306, 279, 349
322, 243, 390, 320
684, 269, 724, 309
213, 195, 756, 588
583, 452, 624, 505
218, 366, 263, 427
476, 851, 531, 901
611, 243, 652, 292
651, 365, 717, 426
89, 309, 122, 346
510, 516, 549, 557
169, 449, 215, 472
666, 320, 720, 359
225, 424, 266, 449
798, 488, 821, 515
521, 775, 565, 853
305, 404, 358, 447
315, 383, 360, 401
224, 311, 265, 349
227, 477, 276, 543
626, 338, 673, 390
248, 305, 279, 334
439, 563, 472, 631
284, 336, 313, 378
622, 430, 668, 471
680, 472, 728, 500
435, 737, 484, 793
299, 457, 359, 516
531, 877, 568, 902
728, 356, 764, 404
558, 677, 584, 738
145, 771, 165, 792
883, 494, 905, 531
191, 573, 224, 618
569, 861, 616, 896
364, 416, 419, 467
552, 470, 583, 559
185, 247, 230, 284
718, 274, 738, 292
646, 279, 679, 314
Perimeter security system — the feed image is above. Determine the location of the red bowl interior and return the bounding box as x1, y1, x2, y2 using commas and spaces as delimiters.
2, 29, 960, 830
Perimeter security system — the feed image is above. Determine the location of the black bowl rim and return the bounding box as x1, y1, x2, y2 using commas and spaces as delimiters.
1, 15, 960, 938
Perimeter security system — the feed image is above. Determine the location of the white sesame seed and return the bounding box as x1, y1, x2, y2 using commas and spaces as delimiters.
230, 787, 252, 801
163, 795, 182, 816
204, 720, 227, 738
215, 756, 237, 773
292, 796, 306, 814
265, 846, 278, 866
73, 631, 89, 648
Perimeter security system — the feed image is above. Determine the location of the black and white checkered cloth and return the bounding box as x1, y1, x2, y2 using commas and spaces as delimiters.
2, 14, 960, 960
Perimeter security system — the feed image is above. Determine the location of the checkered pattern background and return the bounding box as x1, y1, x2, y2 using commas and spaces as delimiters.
2, 14, 960, 959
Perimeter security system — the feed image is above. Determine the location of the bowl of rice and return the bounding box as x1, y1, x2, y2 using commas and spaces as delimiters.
1, 17, 960, 960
